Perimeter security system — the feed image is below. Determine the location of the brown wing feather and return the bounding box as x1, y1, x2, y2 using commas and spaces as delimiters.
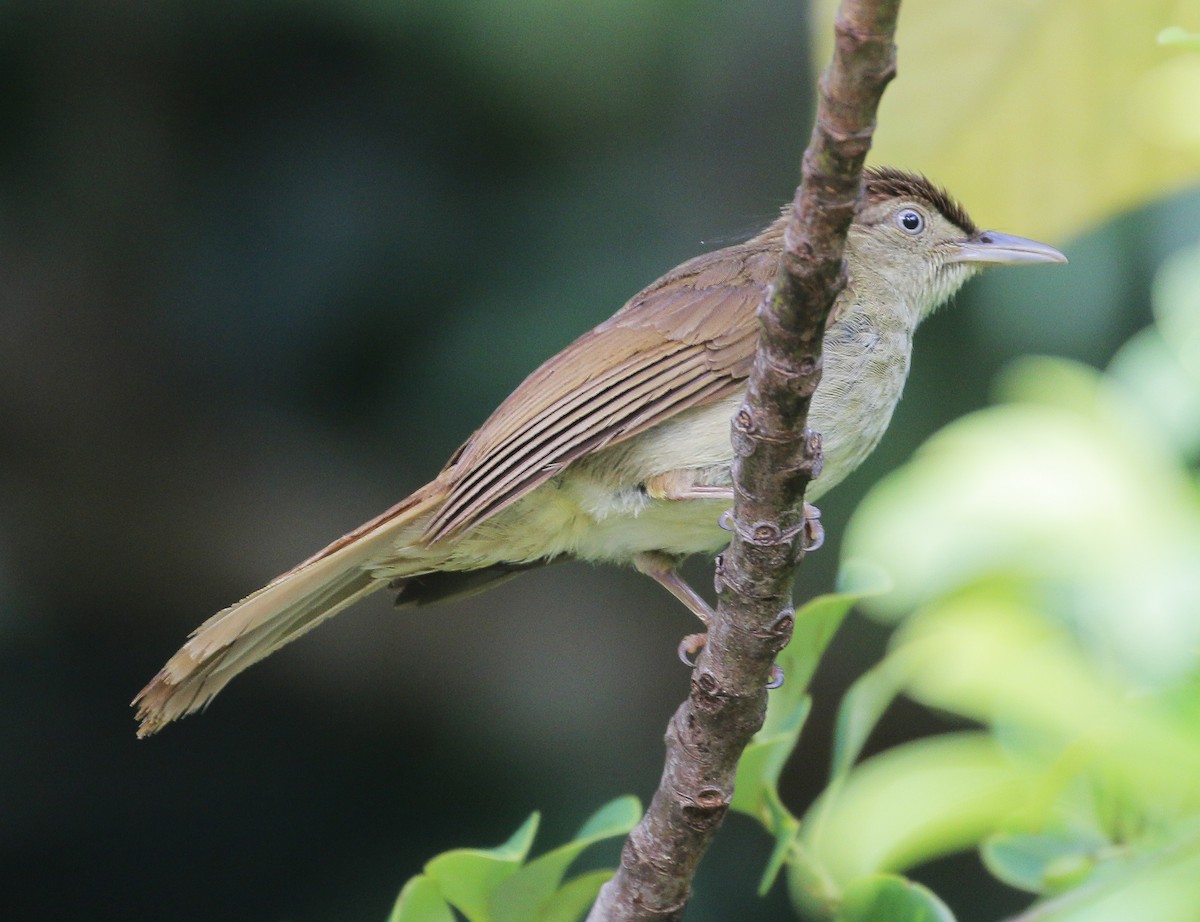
435, 349, 722, 534
424, 234, 782, 541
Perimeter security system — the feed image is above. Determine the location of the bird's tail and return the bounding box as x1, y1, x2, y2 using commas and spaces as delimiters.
133, 483, 445, 737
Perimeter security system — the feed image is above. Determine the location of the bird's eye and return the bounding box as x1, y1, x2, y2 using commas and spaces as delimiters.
896, 208, 925, 235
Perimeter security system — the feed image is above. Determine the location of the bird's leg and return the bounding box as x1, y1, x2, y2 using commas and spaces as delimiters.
646, 484, 736, 501
640, 475, 823, 682
641, 470, 733, 505
632, 551, 713, 665
632, 551, 713, 623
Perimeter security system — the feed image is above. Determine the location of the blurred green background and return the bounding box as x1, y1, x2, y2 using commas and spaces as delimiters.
1, 2, 1195, 920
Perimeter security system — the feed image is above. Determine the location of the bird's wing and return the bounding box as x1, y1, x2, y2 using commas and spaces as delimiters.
423, 237, 780, 542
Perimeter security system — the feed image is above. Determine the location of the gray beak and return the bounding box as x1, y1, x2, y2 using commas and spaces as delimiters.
950, 231, 1068, 266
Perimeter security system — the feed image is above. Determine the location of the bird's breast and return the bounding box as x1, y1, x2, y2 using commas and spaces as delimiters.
808, 310, 913, 498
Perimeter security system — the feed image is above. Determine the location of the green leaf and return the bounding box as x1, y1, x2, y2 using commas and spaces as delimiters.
800, 733, 1033, 887
830, 651, 913, 781
425, 812, 540, 922
489, 846, 586, 922
537, 870, 614, 922
731, 577, 886, 892
1109, 326, 1200, 458
811, 0, 1200, 242
894, 596, 1200, 806
846, 357, 1200, 688
1007, 832, 1200, 922
982, 832, 1104, 895
489, 799, 638, 922
572, 795, 640, 842
771, 571, 889, 731
388, 874, 458, 922
755, 788, 801, 896
833, 874, 956, 922
732, 696, 812, 819
392, 801, 636, 922
1150, 240, 1200, 393
735, 579, 884, 820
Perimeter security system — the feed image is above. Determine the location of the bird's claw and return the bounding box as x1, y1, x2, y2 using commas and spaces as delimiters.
678, 632, 707, 666
803, 503, 824, 552
678, 633, 786, 690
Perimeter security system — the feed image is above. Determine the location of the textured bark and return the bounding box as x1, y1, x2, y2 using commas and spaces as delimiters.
587, 2, 902, 919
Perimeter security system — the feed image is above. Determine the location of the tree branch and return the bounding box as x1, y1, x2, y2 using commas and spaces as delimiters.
587, 2, 902, 919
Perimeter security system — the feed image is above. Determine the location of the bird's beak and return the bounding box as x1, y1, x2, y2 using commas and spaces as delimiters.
950, 231, 1068, 266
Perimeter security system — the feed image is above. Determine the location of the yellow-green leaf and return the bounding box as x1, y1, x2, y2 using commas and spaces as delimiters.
424, 812, 539, 922
388, 875, 458, 922
537, 870, 615, 922
490, 799, 638, 922
982, 832, 1104, 895
811, 0, 1200, 242
834, 874, 956, 922
799, 732, 1032, 886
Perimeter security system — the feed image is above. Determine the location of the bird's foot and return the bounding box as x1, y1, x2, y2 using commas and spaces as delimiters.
677, 631, 785, 689
632, 541, 790, 689
803, 503, 824, 552
678, 632, 707, 666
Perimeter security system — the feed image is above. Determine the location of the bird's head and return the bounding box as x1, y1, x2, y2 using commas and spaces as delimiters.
847, 167, 1067, 323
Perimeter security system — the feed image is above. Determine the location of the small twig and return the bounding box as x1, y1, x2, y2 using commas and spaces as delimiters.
587, 1, 902, 919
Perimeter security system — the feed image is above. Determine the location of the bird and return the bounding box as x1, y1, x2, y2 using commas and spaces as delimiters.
133, 168, 1067, 736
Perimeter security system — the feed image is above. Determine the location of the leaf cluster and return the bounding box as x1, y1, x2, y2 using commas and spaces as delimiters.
771, 236, 1200, 920
389, 798, 639, 922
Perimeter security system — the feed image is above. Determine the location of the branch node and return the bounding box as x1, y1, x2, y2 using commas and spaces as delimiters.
730, 407, 761, 457
812, 111, 877, 149
726, 516, 807, 549
760, 350, 821, 399
783, 429, 824, 480
680, 790, 731, 831
771, 608, 796, 646
693, 671, 721, 699
832, 11, 893, 44
732, 407, 758, 435
714, 552, 788, 599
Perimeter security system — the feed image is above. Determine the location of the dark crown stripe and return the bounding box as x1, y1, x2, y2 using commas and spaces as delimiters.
863, 167, 978, 235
